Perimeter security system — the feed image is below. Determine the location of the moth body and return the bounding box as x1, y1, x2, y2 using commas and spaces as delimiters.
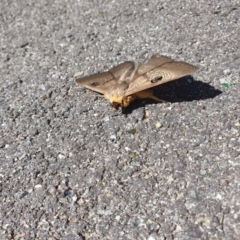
74, 54, 198, 109
104, 88, 165, 109
103, 80, 132, 109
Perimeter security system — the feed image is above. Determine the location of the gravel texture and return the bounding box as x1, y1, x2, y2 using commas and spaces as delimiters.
0, 0, 240, 239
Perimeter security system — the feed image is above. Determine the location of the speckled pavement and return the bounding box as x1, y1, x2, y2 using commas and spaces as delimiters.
0, 0, 239, 239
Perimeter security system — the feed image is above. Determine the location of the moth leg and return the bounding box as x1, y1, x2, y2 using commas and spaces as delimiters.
148, 94, 167, 103
135, 89, 167, 103
122, 95, 136, 108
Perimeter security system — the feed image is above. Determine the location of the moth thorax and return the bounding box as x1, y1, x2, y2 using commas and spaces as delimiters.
117, 81, 129, 93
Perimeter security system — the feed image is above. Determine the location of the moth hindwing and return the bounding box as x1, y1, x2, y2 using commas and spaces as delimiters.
75, 54, 198, 109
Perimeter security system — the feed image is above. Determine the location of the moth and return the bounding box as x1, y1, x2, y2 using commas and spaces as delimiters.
74, 54, 198, 109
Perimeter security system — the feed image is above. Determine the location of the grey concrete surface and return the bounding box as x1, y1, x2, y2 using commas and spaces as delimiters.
0, 0, 239, 239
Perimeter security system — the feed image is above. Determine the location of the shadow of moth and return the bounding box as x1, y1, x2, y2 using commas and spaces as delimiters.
74, 54, 198, 109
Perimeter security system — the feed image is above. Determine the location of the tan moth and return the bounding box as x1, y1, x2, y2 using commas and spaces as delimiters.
74, 54, 198, 109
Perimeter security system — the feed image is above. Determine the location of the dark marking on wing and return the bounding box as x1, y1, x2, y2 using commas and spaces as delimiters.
91, 82, 100, 87
151, 76, 163, 83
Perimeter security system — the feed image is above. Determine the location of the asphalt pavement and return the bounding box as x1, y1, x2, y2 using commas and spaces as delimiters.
0, 0, 239, 239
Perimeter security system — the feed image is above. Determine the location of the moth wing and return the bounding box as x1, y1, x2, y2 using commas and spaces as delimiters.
74, 61, 134, 95
137, 54, 174, 75
125, 55, 198, 96
75, 71, 112, 94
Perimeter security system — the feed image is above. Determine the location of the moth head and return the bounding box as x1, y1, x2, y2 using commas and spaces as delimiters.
111, 102, 121, 110
104, 94, 124, 110
109, 95, 136, 110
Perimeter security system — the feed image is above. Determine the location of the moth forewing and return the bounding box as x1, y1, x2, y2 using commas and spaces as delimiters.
125, 60, 198, 96
75, 71, 113, 94
74, 61, 136, 95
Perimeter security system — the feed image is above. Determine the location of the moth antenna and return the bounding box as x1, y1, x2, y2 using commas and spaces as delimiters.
129, 62, 138, 81
119, 62, 138, 82
119, 67, 132, 82
138, 50, 151, 64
